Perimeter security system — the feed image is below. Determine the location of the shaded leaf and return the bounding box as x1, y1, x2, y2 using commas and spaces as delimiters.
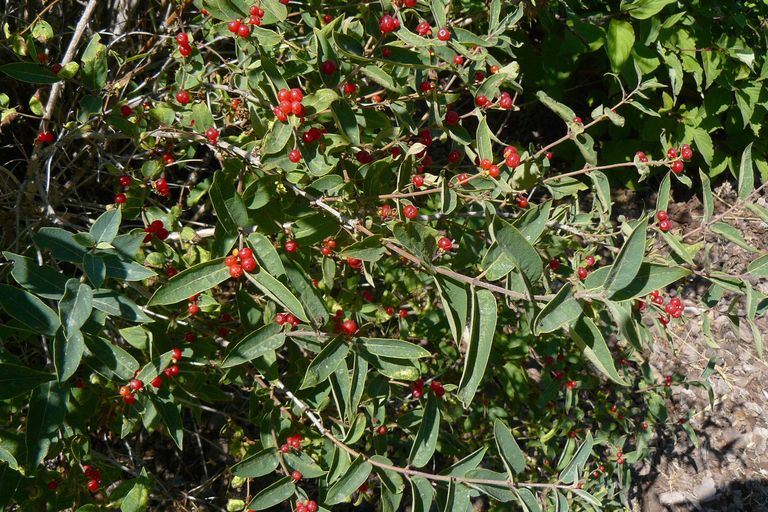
494, 419, 526, 476
409, 394, 441, 468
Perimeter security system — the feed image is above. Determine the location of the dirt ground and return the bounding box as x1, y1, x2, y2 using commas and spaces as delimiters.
633, 182, 768, 511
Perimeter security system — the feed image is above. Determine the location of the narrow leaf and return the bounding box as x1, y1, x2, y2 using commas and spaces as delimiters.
738, 142, 754, 200
0, 284, 60, 335
494, 419, 526, 476
409, 394, 441, 468
0, 363, 54, 400
148, 259, 230, 306
247, 477, 296, 510
360, 338, 431, 359
571, 316, 628, 385
603, 217, 648, 294
301, 336, 349, 389
222, 324, 285, 368
231, 448, 279, 478
458, 289, 496, 407
325, 456, 372, 505
534, 283, 583, 335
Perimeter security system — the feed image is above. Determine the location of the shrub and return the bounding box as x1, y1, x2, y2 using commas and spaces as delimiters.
0, 0, 766, 510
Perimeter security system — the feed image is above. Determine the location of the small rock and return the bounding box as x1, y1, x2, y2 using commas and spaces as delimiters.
659, 491, 688, 506
694, 476, 717, 502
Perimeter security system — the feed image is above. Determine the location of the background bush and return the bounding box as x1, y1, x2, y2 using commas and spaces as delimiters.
0, 0, 766, 511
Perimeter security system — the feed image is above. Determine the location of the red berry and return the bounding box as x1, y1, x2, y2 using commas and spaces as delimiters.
475, 95, 489, 107
545, 151, 553, 160
123, 393, 136, 405
175, 32, 189, 45
225, 255, 238, 266
636, 151, 649, 163
457, 173, 470, 184
448, 150, 462, 164
566, 380, 578, 390
51, 63, 62, 74
577, 267, 588, 280
681, 143, 694, 160
549, 259, 560, 270
119, 385, 131, 396
321, 60, 337, 75
667, 147, 678, 159
379, 14, 397, 33
237, 23, 251, 36
341, 319, 357, 335
175, 90, 190, 105
347, 257, 362, 269
306, 501, 318, 512
437, 27, 451, 41
573, 116, 582, 124
118, 174, 131, 187
47, 480, 58, 491
403, 205, 419, 219
444, 110, 459, 125
377, 425, 388, 435
453, 55, 464, 65
343, 82, 357, 95
399, 309, 408, 318
178, 43, 192, 56
321, 246, 332, 256
37, 130, 55, 143
87, 479, 100, 493
412, 387, 423, 399
659, 219, 672, 232
129, 379, 143, 390
499, 96, 513, 109
437, 237, 452, 251
291, 470, 303, 481
248, 15, 262, 25
289, 88, 304, 103
241, 257, 257, 272
656, 210, 668, 222
474, 71, 485, 82
517, 195, 529, 208
430, 380, 445, 397
206, 127, 219, 144
284, 240, 298, 253
506, 152, 521, 168
291, 101, 304, 116
323, 14, 332, 24
172, 347, 183, 361
671, 160, 684, 174
488, 164, 500, 178
228, 19, 242, 33
288, 148, 302, 163
412, 175, 424, 188
585, 255, 596, 267
151, 376, 163, 388
188, 303, 200, 315
168, 364, 180, 377
229, 264, 243, 278
120, 104, 133, 117
115, 193, 127, 204
356, 150, 373, 164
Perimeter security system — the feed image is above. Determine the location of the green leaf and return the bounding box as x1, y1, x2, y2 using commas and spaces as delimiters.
494, 419, 526, 476
516, 488, 541, 512
301, 336, 349, 389
603, 218, 648, 295
2, 252, 67, 299
284, 263, 329, 326
26, 381, 67, 468
338, 236, 386, 262
262, 120, 293, 155
476, 117, 492, 160
536, 91, 577, 123
710, 222, 756, 252
90, 208, 121, 245
0, 284, 61, 335
0, 62, 59, 84
605, 19, 635, 71
0, 363, 54, 400
620, 0, 676, 19
370, 455, 405, 494
153, 393, 184, 449
360, 338, 431, 359
410, 476, 434, 512
83, 253, 106, 287
190, 102, 213, 132
53, 330, 85, 383
84, 336, 140, 380
464, 469, 515, 502
247, 477, 296, 510
559, 431, 593, 484
119, 468, 152, 512
247, 270, 309, 323
34, 227, 86, 262
325, 456, 372, 505
0, 446, 18, 471
222, 324, 285, 367
458, 289, 497, 408
571, 316, 628, 385
409, 393, 441, 468
747, 254, 768, 276
59, 279, 93, 336
433, 274, 469, 347
92, 289, 151, 323
246, 233, 285, 277
302, 88, 338, 113
210, 170, 248, 235
656, 172, 671, 213
80, 34, 108, 89
284, 452, 327, 478
495, 219, 542, 283
609, 263, 691, 301
738, 143, 754, 200
533, 283, 583, 335
331, 99, 360, 145
148, 258, 231, 306
392, 222, 436, 266
231, 448, 279, 478
360, 65, 401, 92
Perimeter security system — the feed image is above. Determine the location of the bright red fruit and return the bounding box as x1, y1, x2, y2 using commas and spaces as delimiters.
288, 148, 302, 163
517, 195, 529, 208
656, 210, 668, 221
175, 90, 191, 105
241, 257, 257, 272
437, 27, 451, 41
228, 19, 242, 33
403, 205, 419, 219
577, 267, 588, 280
291, 470, 303, 481
430, 380, 445, 397
115, 193, 127, 204
343, 82, 357, 95
475, 95, 489, 107
87, 479, 100, 493
659, 219, 672, 232
437, 237, 452, 251
129, 379, 143, 390
188, 303, 200, 315
341, 319, 357, 335
379, 14, 397, 33
285, 240, 298, 253
151, 376, 162, 388
176, 32, 189, 45
206, 127, 219, 144
229, 264, 243, 278
671, 160, 684, 174
585, 255, 595, 267
172, 347, 183, 360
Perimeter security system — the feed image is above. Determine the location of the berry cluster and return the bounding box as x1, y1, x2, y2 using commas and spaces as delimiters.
656, 210, 672, 232
248, 4, 266, 26
294, 499, 318, 512
474, 91, 513, 110
227, 18, 252, 38
144, 219, 169, 243
667, 144, 694, 174
378, 13, 400, 33
153, 177, 170, 196
175, 31, 192, 57
320, 237, 336, 256
410, 378, 444, 398
273, 87, 305, 122
224, 247, 258, 278
82, 465, 101, 493
275, 312, 301, 327
279, 433, 303, 453
114, 174, 131, 204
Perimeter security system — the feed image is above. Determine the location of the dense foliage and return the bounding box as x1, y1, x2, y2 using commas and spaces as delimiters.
1, 0, 767, 510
